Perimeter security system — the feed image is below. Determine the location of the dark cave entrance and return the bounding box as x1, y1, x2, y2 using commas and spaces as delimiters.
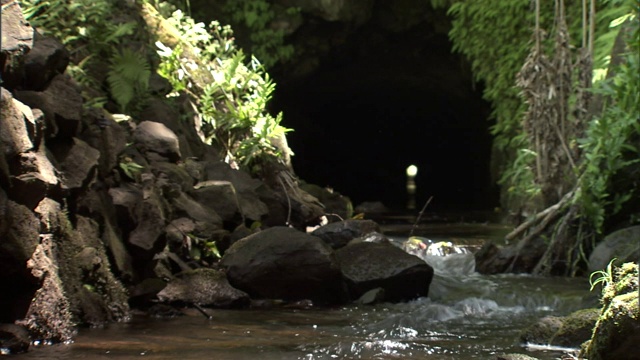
271, 11, 498, 212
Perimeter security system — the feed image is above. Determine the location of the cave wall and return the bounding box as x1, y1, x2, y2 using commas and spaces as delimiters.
189, 0, 499, 211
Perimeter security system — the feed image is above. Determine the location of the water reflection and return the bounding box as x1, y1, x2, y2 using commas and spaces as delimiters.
14, 226, 591, 360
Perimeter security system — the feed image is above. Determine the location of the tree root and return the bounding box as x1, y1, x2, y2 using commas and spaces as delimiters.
505, 188, 577, 273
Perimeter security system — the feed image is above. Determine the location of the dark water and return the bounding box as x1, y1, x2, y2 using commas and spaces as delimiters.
13, 221, 594, 360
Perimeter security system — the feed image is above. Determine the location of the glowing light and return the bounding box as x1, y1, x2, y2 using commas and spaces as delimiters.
406, 165, 418, 177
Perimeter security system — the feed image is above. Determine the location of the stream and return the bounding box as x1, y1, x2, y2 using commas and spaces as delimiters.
14, 215, 595, 360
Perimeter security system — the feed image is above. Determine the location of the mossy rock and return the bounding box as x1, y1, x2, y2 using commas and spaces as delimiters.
550, 308, 600, 347
583, 262, 640, 360
520, 316, 563, 344
583, 291, 640, 360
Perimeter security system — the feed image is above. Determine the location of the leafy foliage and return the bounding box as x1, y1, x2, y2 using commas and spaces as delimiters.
436, 0, 639, 221
578, 8, 640, 233
20, 0, 152, 112
155, 7, 292, 170
107, 49, 151, 113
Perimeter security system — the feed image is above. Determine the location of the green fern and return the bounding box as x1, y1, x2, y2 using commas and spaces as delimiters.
107, 49, 151, 113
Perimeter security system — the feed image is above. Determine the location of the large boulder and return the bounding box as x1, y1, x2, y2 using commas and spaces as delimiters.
157, 268, 249, 308
221, 226, 347, 304
311, 219, 380, 249
335, 242, 434, 302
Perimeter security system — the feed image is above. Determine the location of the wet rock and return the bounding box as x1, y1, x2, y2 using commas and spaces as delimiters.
520, 316, 563, 345
336, 242, 434, 302
133, 121, 181, 162
346, 231, 390, 246
312, 219, 380, 249
588, 226, 640, 273
550, 308, 600, 347
496, 354, 539, 360
221, 226, 347, 304
0, 323, 30, 354
14, 74, 83, 138
0, 0, 34, 90
355, 287, 386, 305
157, 268, 250, 308
23, 33, 69, 91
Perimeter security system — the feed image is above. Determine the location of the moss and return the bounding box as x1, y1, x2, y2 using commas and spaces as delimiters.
583, 262, 640, 360
550, 308, 600, 347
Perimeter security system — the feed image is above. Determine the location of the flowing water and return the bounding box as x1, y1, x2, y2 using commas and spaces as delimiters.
14, 217, 595, 360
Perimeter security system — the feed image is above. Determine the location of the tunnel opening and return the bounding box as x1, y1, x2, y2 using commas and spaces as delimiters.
271, 5, 498, 212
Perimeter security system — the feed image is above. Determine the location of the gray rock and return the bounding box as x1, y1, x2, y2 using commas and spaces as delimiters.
0, 88, 35, 156
157, 268, 250, 308
221, 226, 347, 304
171, 191, 223, 227
312, 219, 381, 249
519, 316, 563, 345
0, 1, 34, 90
14, 74, 83, 138
589, 226, 640, 273
336, 242, 434, 302
53, 137, 100, 190
9, 150, 58, 209
193, 179, 268, 222
23, 33, 69, 91
133, 121, 181, 162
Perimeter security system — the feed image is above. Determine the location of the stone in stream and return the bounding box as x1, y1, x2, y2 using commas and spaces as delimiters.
336, 241, 434, 302
220, 226, 348, 305
157, 268, 250, 308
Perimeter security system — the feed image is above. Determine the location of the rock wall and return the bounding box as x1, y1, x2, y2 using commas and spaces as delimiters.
0, 1, 329, 349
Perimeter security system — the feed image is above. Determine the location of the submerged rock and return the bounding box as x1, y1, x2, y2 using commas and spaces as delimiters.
157, 268, 249, 308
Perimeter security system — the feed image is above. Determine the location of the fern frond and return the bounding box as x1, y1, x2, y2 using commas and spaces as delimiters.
107, 49, 151, 112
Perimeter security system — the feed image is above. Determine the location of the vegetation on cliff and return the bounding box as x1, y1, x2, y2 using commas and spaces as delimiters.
20, 0, 292, 174
433, 0, 639, 275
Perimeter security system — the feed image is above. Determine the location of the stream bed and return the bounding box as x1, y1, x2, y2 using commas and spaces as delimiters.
14, 218, 595, 360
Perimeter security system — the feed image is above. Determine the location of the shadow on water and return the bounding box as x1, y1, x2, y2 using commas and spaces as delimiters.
14, 214, 593, 360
